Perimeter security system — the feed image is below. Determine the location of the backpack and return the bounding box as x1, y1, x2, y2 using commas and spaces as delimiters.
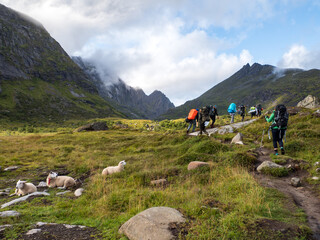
273, 104, 289, 129
187, 109, 198, 120
240, 105, 245, 115
201, 106, 211, 121
227, 103, 236, 113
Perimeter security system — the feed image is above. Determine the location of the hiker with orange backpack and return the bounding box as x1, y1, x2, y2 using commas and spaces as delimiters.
186, 108, 199, 134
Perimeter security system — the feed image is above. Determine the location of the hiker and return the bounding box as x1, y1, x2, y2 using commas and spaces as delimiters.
265, 104, 289, 155
257, 104, 262, 117
227, 103, 236, 124
239, 105, 246, 122
209, 105, 218, 128
249, 106, 257, 118
198, 106, 210, 135
186, 108, 199, 134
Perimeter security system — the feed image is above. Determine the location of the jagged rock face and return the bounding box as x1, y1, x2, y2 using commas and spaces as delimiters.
73, 56, 175, 119
0, 4, 121, 121
297, 95, 320, 109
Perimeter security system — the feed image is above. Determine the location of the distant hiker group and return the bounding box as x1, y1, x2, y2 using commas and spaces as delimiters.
186, 105, 219, 135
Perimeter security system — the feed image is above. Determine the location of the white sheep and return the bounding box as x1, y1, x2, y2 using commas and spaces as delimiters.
46, 172, 76, 189
102, 160, 126, 176
14, 180, 37, 196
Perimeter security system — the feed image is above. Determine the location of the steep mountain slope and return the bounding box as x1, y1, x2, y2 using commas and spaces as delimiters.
161, 63, 320, 119
72, 56, 175, 119
0, 3, 124, 122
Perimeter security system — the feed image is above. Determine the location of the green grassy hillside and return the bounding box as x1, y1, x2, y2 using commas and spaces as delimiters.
161, 63, 320, 119
0, 109, 319, 239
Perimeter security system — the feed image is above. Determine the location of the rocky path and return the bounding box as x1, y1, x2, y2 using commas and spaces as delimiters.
253, 148, 320, 240
188, 119, 258, 136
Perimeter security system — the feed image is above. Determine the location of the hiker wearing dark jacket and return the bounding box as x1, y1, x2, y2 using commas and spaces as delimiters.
265, 109, 287, 155
198, 106, 210, 135
210, 105, 218, 128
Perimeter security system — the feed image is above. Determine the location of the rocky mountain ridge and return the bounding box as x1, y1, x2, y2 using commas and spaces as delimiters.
161, 63, 320, 119
72, 56, 175, 119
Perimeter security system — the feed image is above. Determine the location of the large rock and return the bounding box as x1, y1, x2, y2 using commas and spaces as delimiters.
187, 161, 209, 170
257, 161, 283, 173
75, 122, 109, 132
297, 95, 320, 109
231, 132, 243, 144
74, 188, 84, 197
119, 207, 186, 240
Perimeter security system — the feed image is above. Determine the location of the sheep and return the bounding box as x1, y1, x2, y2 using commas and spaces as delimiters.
46, 171, 76, 189
102, 160, 126, 176
14, 180, 37, 196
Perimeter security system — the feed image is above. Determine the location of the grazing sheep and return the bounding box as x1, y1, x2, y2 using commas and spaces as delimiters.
102, 160, 126, 176
46, 172, 76, 189
15, 180, 37, 196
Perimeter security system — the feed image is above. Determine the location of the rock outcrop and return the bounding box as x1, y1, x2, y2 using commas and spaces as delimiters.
187, 161, 209, 170
297, 95, 320, 109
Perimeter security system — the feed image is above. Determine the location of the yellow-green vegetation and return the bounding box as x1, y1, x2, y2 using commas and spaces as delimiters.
0, 111, 318, 239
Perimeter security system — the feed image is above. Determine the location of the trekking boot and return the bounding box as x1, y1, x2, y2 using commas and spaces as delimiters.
274, 150, 278, 156
281, 147, 285, 155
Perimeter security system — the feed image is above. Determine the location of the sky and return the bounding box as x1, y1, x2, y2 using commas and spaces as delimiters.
2, 0, 320, 106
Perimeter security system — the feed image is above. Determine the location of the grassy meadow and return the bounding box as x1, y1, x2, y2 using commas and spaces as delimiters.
0, 110, 319, 239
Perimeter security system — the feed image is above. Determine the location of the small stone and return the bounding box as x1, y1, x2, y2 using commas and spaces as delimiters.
0, 210, 20, 217
150, 179, 167, 186
74, 188, 84, 197
26, 229, 42, 235
0, 224, 12, 232
36, 222, 47, 227
37, 181, 47, 187
4, 166, 19, 171
187, 161, 209, 170
257, 161, 283, 172
0, 192, 9, 196
316, 168, 320, 172
64, 224, 76, 229
314, 162, 320, 166
56, 190, 71, 196
312, 176, 319, 181
231, 132, 243, 144
290, 177, 301, 187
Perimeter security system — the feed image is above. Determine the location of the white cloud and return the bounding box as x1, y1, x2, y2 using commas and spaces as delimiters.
1, 0, 270, 105
278, 44, 320, 69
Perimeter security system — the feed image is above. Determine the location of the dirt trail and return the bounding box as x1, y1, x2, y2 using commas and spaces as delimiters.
253, 148, 320, 240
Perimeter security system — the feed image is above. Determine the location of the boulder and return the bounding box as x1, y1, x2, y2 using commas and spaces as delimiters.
75, 122, 108, 132
257, 161, 283, 173
297, 95, 320, 109
0, 210, 20, 217
119, 207, 186, 240
290, 177, 301, 187
231, 132, 243, 144
187, 161, 209, 171
74, 188, 84, 197
37, 181, 47, 187
1, 192, 50, 208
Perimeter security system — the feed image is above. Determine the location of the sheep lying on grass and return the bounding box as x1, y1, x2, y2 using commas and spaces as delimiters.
46, 172, 76, 189
102, 160, 126, 176
14, 180, 37, 196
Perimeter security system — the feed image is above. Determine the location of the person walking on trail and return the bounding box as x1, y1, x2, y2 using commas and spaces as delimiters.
249, 106, 257, 118
239, 105, 246, 122
198, 106, 210, 135
257, 104, 263, 117
186, 108, 199, 134
265, 104, 289, 155
227, 103, 236, 124
209, 105, 219, 128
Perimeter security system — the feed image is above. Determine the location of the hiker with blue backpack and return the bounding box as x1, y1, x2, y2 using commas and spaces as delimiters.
265, 104, 289, 155
227, 103, 237, 124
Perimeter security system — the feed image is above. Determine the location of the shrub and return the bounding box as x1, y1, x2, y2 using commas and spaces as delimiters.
229, 152, 257, 169
261, 167, 289, 177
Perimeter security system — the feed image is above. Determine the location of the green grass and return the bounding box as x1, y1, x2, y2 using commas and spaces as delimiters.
0, 112, 318, 239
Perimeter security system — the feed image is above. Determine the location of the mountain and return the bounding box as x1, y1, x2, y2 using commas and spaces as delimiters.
72, 56, 175, 119
0, 3, 125, 122
161, 63, 320, 119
